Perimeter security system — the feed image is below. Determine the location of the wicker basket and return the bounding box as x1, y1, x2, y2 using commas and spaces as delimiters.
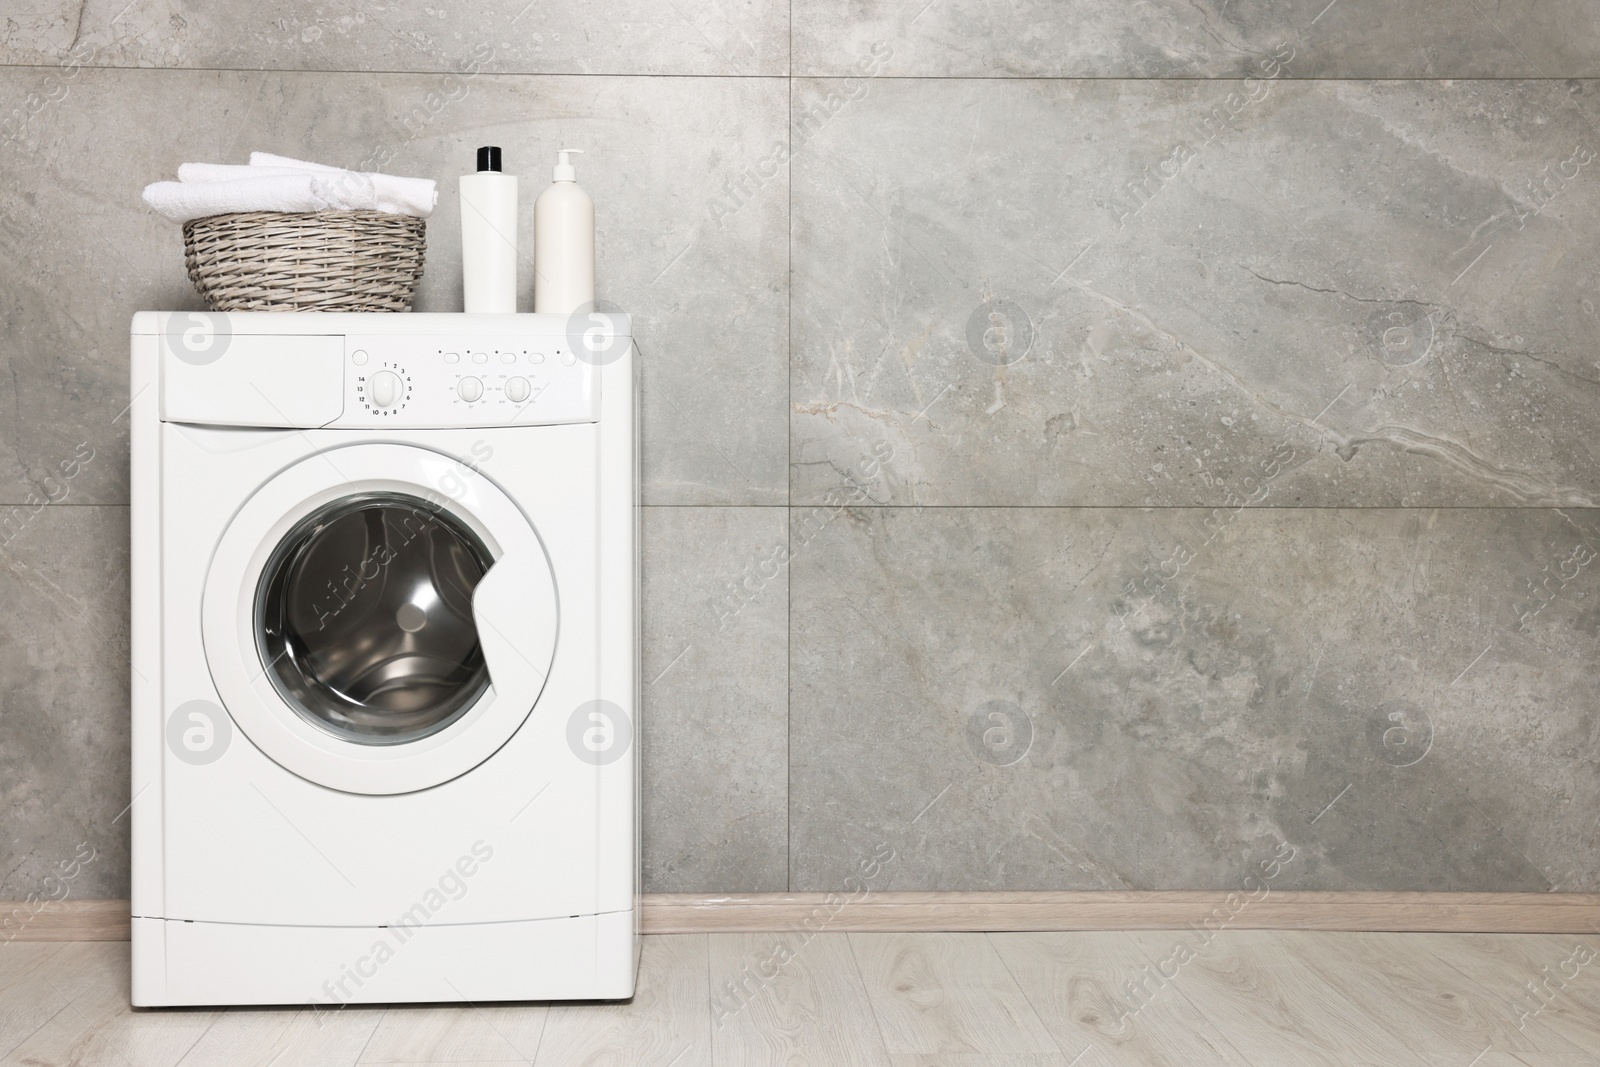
182, 210, 426, 313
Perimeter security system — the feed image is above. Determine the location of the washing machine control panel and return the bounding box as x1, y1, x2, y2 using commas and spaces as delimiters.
337, 335, 601, 427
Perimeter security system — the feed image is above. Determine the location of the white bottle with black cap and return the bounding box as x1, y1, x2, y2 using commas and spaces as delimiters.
459, 145, 518, 313
534, 148, 594, 315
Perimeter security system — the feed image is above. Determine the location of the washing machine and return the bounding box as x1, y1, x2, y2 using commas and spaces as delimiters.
128, 311, 637, 1006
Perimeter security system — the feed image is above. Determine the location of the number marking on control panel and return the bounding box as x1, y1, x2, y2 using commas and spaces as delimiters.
356, 360, 412, 415
345, 340, 598, 426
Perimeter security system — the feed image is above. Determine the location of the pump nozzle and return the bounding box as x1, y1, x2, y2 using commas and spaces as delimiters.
553, 148, 585, 182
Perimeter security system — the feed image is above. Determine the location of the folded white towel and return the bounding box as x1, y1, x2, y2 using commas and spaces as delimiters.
249, 152, 341, 173
141, 172, 378, 224
142, 153, 437, 223
177, 163, 329, 182
249, 153, 438, 218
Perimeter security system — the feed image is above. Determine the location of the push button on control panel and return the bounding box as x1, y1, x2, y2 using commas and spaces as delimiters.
344, 335, 602, 427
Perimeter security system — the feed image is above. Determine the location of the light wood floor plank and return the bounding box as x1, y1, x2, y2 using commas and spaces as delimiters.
1270, 931, 1590, 1060
0, 942, 68, 1059
1119, 929, 1427, 1067
174, 1003, 383, 1066
1400, 933, 1600, 1057
2, 931, 1594, 1066
847, 932, 1059, 1056
1, 941, 219, 1067
887, 1056, 1077, 1066
359, 1000, 545, 1063
709, 931, 891, 1067
989, 930, 1245, 1067
0, 942, 63, 986
533, 934, 709, 1067
1456, 933, 1600, 1012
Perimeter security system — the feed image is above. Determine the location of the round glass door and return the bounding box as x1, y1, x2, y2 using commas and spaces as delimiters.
255, 493, 494, 745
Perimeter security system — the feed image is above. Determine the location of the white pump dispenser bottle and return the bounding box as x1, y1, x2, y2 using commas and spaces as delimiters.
533, 148, 595, 315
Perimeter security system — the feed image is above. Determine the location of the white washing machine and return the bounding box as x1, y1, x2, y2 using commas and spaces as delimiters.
128, 312, 637, 1006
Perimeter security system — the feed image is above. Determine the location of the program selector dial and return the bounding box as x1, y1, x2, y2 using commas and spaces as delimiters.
457, 376, 484, 402
367, 369, 404, 409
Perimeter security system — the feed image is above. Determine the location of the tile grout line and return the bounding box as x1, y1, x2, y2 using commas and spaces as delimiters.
785, 17, 794, 896
5, 502, 1600, 510
7, 502, 1600, 511
657, 504, 1600, 511
0, 61, 1596, 81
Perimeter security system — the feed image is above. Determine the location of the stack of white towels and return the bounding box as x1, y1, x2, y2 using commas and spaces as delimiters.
142, 153, 438, 224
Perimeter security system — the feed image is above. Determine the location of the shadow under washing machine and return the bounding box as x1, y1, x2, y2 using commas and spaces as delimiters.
129, 312, 637, 1006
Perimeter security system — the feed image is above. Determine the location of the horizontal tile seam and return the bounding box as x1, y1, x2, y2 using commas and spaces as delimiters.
646, 905, 1600, 909
777, 504, 1600, 510
0, 63, 1591, 84
799, 74, 1600, 83
5, 503, 1596, 511
0, 63, 788, 79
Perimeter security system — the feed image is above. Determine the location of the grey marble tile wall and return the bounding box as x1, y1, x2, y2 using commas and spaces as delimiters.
793, 0, 1599, 78
2, 2, 1597, 899
791, 76, 1600, 508
0, 507, 129, 899
0, 68, 788, 507
790, 505, 1599, 892
642, 508, 790, 892
2, 1, 790, 75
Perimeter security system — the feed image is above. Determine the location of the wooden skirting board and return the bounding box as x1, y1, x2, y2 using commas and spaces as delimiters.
642, 891, 1600, 934
2, 900, 133, 942
6, 892, 1599, 942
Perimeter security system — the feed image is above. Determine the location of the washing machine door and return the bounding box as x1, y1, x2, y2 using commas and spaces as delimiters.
202, 443, 558, 794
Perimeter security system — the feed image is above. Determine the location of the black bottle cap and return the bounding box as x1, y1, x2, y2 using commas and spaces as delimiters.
476, 146, 502, 172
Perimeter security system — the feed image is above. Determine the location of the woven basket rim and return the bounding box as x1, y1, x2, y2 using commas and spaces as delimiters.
183, 209, 426, 224
183, 210, 427, 313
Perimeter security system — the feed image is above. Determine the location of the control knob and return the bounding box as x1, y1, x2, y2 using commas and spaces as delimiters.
368, 370, 403, 409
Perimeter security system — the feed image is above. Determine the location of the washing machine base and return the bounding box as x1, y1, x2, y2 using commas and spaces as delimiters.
130, 911, 636, 1006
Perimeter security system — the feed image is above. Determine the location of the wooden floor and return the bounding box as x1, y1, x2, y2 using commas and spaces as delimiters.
1, 932, 1597, 1065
